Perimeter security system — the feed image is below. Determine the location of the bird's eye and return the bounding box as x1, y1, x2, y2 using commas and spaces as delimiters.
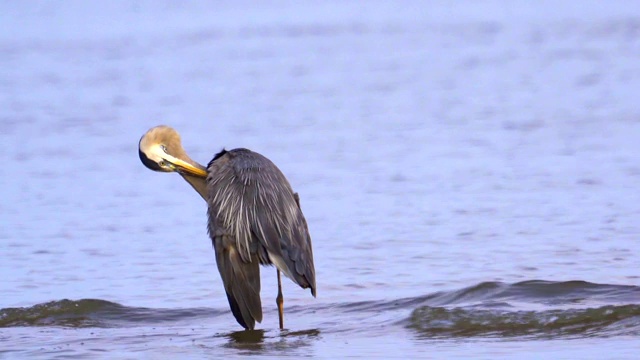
161, 145, 168, 153
159, 160, 167, 167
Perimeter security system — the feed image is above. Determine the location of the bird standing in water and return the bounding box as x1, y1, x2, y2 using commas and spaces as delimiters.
138, 125, 316, 330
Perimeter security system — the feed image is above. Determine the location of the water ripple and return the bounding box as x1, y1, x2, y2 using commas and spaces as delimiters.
3, 280, 638, 339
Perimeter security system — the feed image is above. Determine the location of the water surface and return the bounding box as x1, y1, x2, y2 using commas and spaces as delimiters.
1, 1, 639, 358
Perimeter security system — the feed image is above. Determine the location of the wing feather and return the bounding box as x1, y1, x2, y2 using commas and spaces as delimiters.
210, 234, 262, 329
207, 149, 316, 299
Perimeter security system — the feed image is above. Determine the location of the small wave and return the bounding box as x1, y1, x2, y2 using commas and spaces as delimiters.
417, 280, 640, 307
407, 304, 640, 338
401, 280, 640, 338
0, 299, 218, 328
2, 280, 639, 338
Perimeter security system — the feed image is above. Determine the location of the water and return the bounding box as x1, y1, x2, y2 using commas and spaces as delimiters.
1, 1, 640, 358
2, 281, 640, 357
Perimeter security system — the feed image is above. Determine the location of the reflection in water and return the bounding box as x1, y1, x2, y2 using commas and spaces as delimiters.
282, 328, 321, 338
224, 329, 266, 351
218, 328, 321, 354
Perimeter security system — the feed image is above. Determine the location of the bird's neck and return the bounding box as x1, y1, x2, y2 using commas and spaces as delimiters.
180, 174, 208, 201
178, 158, 208, 201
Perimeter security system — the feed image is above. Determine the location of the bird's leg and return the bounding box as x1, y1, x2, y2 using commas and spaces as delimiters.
276, 192, 297, 330
277, 269, 284, 330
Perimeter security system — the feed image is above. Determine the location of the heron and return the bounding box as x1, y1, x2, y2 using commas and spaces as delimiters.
138, 125, 316, 330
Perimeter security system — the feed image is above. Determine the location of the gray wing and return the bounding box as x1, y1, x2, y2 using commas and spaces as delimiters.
210, 232, 262, 330
207, 149, 316, 300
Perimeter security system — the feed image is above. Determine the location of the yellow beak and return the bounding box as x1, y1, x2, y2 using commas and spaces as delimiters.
162, 152, 207, 178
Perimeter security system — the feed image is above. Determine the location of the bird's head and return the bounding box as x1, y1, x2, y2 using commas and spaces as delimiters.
138, 125, 207, 178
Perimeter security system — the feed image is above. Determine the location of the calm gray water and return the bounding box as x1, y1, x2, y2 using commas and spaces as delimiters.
1, 1, 640, 358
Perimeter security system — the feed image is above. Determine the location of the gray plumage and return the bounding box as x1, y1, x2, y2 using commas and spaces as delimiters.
206, 148, 316, 330
138, 126, 316, 330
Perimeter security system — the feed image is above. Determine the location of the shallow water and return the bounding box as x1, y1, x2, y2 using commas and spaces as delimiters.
2, 281, 640, 357
1, 1, 640, 358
